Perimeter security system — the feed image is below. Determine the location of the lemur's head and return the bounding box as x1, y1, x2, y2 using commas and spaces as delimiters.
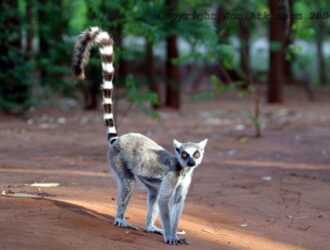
173, 139, 208, 168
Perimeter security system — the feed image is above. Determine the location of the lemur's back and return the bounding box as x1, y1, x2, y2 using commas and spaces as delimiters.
110, 133, 178, 178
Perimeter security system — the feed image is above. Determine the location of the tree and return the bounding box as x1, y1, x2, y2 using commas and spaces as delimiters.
239, 19, 252, 87
26, 0, 36, 60
282, 0, 294, 84
268, 0, 284, 103
164, 0, 181, 109
215, 3, 233, 83
146, 41, 161, 108
81, 0, 103, 110
315, 17, 327, 86
165, 34, 181, 109
215, 1, 256, 86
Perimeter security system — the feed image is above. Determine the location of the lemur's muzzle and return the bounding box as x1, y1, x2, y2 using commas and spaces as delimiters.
187, 158, 196, 167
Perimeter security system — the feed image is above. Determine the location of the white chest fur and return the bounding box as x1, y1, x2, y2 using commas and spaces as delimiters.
176, 170, 192, 189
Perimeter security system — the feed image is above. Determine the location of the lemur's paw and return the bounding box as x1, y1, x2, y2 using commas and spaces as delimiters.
164, 238, 176, 245
114, 218, 138, 230
143, 225, 163, 235
164, 236, 190, 245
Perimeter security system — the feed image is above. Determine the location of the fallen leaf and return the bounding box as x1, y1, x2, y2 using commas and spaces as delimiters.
227, 149, 237, 157
30, 183, 60, 188
262, 176, 272, 181
202, 228, 214, 234
234, 124, 245, 131
239, 137, 249, 143
286, 214, 308, 219
1, 190, 41, 198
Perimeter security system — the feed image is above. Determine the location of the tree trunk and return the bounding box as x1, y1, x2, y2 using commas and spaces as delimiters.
38, 0, 48, 85
267, 0, 284, 103
316, 21, 327, 86
216, 4, 228, 41
282, 0, 294, 84
26, 0, 35, 59
283, 37, 294, 84
215, 3, 232, 83
104, 1, 127, 83
165, 35, 180, 109
146, 41, 161, 108
107, 7, 126, 120
82, 2, 102, 110
239, 20, 251, 87
165, 0, 180, 109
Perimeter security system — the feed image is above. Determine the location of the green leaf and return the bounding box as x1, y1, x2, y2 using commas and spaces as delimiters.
299, 28, 315, 39
269, 41, 281, 52
124, 75, 160, 120
192, 92, 216, 102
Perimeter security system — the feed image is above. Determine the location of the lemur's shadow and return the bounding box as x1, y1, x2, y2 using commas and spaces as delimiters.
48, 198, 115, 223
46, 198, 145, 232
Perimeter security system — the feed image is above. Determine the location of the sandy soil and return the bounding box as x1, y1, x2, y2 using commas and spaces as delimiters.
0, 87, 330, 250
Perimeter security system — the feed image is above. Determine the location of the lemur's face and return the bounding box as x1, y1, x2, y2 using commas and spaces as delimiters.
173, 139, 208, 168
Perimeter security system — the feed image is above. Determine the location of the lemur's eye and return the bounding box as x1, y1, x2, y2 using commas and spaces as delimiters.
181, 152, 188, 159
193, 151, 200, 159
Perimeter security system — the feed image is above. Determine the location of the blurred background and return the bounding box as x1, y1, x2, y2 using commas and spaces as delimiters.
0, 0, 329, 116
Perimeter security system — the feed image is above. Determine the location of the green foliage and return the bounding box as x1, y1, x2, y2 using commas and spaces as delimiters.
241, 111, 261, 130
297, 27, 316, 39
1, 0, 330, 114
37, 0, 72, 96
286, 44, 303, 61
0, 57, 35, 113
0, 1, 34, 113
192, 75, 245, 101
125, 75, 160, 121
210, 75, 245, 94
66, 0, 88, 34
122, 1, 166, 43
192, 91, 216, 102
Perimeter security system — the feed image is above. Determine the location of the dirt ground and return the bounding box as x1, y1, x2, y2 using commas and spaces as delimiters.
0, 87, 329, 250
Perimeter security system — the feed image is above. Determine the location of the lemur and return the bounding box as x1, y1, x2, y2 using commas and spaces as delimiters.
72, 27, 208, 245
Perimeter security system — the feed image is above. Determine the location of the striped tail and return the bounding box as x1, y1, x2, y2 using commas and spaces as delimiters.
72, 27, 118, 144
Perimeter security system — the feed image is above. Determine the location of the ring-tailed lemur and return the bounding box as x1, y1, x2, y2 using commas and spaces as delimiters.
72, 27, 208, 245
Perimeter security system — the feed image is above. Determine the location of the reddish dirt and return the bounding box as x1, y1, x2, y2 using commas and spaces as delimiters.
0, 87, 330, 250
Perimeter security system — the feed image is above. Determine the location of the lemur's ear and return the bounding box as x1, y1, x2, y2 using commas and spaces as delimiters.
173, 139, 182, 153
199, 139, 208, 149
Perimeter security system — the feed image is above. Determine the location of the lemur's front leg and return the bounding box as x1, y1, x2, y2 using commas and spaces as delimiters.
170, 179, 191, 244
158, 174, 178, 244
158, 196, 172, 243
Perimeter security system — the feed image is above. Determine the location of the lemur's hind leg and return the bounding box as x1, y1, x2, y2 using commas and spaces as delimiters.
145, 190, 162, 234
110, 158, 138, 230
114, 177, 137, 229
139, 177, 163, 235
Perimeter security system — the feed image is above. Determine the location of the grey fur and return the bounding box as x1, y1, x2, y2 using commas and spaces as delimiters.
109, 133, 207, 244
